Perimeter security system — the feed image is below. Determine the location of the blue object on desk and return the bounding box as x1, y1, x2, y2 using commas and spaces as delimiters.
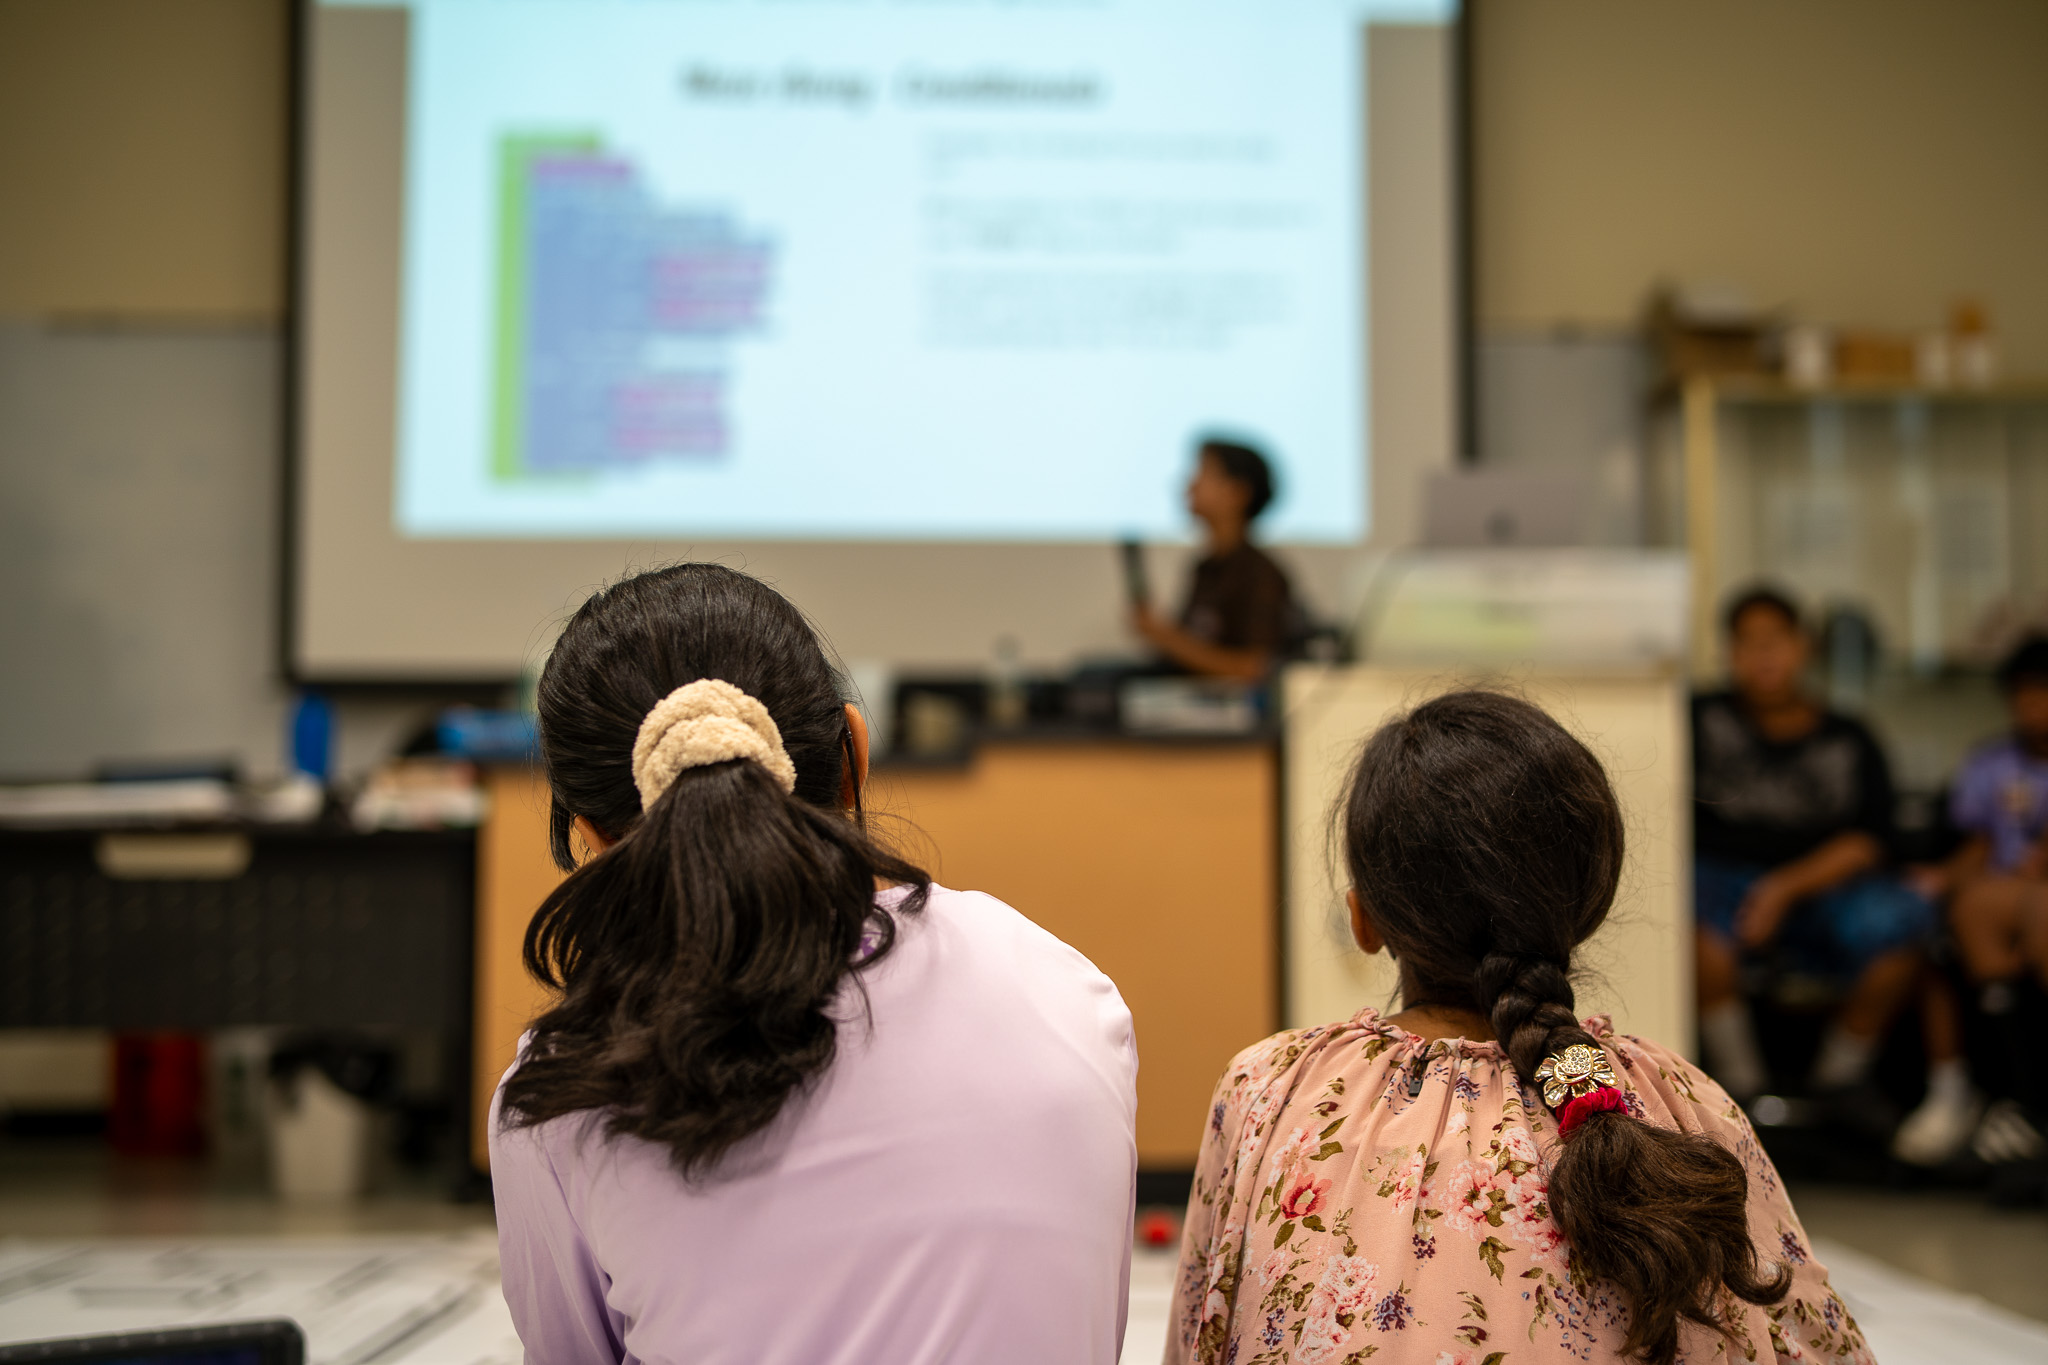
289, 692, 333, 780
437, 707, 540, 762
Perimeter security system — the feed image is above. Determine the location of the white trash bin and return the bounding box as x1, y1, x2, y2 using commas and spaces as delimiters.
268, 1065, 374, 1201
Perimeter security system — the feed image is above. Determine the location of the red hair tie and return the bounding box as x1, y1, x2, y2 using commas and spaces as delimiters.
1557, 1085, 1629, 1139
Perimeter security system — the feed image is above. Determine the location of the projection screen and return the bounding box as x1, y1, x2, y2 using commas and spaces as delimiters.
291, 0, 1460, 679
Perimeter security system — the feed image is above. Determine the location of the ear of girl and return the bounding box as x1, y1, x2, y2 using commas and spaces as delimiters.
839, 702, 870, 809
1344, 889, 1380, 955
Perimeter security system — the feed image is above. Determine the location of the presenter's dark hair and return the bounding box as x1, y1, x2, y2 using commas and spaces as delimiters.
1341, 691, 1788, 1364
1723, 583, 1803, 636
499, 563, 929, 1178
1199, 438, 1275, 520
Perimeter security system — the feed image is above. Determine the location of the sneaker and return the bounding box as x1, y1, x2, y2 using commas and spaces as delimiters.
1972, 1099, 2048, 1165
1892, 1088, 1983, 1167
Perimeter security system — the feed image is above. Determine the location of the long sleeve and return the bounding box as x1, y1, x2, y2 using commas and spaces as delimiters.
489, 1092, 625, 1365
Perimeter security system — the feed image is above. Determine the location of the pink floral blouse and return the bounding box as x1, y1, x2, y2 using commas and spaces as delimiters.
1167, 1010, 1872, 1365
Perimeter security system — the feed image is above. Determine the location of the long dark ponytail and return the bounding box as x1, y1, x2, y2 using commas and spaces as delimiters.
1341, 690, 1788, 1364
499, 563, 930, 1177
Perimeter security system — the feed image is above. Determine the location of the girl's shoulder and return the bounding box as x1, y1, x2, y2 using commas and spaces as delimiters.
1598, 1021, 1754, 1132
877, 884, 1136, 1074
1213, 1012, 1393, 1096
907, 882, 1125, 992
1219, 1007, 1524, 1084
1205, 1009, 1462, 1133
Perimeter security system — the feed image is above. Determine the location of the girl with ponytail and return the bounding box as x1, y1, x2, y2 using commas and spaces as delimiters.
1167, 691, 1870, 1365
491, 565, 1138, 1365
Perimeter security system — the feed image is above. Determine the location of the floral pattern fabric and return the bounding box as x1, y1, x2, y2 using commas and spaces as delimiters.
1167, 1010, 1872, 1365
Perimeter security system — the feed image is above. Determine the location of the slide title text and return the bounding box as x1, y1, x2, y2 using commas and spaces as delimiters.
680, 64, 1107, 110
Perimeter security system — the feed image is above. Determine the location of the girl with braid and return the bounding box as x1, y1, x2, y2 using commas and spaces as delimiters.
1166, 691, 1869, 1365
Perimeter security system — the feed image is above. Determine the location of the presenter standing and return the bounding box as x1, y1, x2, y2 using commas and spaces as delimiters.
1130, 439, 1297, 682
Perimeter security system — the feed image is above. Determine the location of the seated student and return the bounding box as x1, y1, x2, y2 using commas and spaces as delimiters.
1905, 634, 2048, 1168
1131, 438, 1297, 682
490, 564, 1138, 1365
1167, 691, 1866, 1365
1692, 586, 1947, 1105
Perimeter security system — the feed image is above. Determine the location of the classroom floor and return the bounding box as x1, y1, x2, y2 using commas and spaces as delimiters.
1, 1145, 2044, 1363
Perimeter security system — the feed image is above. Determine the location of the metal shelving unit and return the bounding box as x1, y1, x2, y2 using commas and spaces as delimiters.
1655, 378, 2048, 682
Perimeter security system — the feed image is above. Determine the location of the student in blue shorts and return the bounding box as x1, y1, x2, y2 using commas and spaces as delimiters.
1693, 588, 1952, 1113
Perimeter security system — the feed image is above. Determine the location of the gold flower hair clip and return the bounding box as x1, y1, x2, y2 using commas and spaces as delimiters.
1533, 1042, 1618, 1111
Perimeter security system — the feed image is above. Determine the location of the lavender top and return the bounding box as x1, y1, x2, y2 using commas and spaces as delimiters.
1950, 736, 2048, 872
490, 884, 1139, 1365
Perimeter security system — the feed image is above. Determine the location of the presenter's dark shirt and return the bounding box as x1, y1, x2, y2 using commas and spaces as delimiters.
1179, 543, 1294, 656
1692, 692, 1896, 868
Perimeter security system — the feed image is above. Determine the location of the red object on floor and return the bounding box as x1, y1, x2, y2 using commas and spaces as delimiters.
109, 1032, 208, 1157
1137, 1210, 1180, 1248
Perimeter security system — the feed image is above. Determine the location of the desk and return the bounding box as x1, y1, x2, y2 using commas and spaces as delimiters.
1279, 665, 1693, 1054
470, 740, 1279, 1172
0, 826, 472, 1033
0, 824, 476, 1181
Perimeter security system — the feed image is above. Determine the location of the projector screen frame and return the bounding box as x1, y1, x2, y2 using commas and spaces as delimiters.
279, 0, 1471, 688
283, 1, 519, 693
1452, 0, 1476, 465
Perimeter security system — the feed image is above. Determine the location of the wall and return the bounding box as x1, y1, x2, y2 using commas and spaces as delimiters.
1475, 0, 2048, 374
0, 323, 286, 776
1474, 333, 1647, 544
0, 321, 439, 780
11, 0, 2044, 343
0, 0, 286, 319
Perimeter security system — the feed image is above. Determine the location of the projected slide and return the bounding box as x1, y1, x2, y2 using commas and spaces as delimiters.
494, 136, 775, 475
391, 0, 1374, 541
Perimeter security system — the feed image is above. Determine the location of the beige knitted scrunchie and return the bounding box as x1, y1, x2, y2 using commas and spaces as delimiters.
631, 678, 798, 809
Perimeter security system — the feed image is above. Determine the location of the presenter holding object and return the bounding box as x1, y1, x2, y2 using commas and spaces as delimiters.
1130, 440, 1296, 682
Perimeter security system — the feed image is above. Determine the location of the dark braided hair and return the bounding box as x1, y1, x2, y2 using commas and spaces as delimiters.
1341, 690, 1788, 1364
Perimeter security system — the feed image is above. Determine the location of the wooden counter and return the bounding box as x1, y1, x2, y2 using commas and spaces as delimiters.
870, 739, 1277, 1168
472, 738, 1279, 1172
471, 767, 565, 1170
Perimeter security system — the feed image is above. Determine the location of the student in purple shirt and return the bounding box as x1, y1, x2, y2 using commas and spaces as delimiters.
490, 564, 1138, 1365
1907, 635, 2048, 1173
1947, 636, 2048, 944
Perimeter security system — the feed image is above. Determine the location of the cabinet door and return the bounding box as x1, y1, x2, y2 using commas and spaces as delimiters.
473, 769, 566, 1170
874, 742, 1278, 1168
